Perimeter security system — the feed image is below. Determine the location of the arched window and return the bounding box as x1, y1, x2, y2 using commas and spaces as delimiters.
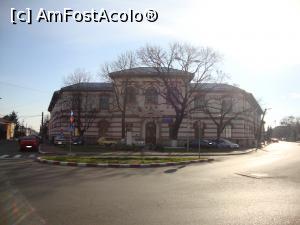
98, 120, 110, 137
126, 86, 136, 104
145, 87, 158, 104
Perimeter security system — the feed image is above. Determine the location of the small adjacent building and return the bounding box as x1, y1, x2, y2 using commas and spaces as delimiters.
48, 67, 262, 147
0, 118, 15, 140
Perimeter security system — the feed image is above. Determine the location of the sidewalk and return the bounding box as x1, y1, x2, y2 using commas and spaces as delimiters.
39, 144, 257, 157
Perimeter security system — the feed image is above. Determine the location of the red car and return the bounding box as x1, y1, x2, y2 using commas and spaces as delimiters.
19, 135, 40, 151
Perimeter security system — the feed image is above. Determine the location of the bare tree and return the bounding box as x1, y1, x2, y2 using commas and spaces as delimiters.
100, 51, 137, 139
40, 114, 50, 140
137, 43, 221, 143
202, 93, 255, 140
63, 68, 92, 86
63, 69, 97, 137
279, 115, 300, 141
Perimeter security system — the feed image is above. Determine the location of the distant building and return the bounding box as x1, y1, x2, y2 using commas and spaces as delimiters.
0, 118, 15, 140
48, 67, 262, 147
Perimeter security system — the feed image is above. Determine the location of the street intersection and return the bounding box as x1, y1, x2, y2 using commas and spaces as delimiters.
1, 142, 300, 225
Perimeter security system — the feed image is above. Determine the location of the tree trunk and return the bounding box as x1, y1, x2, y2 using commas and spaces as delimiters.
216, 126, 222, 140
172, 122, 180, 140
121, 111, 126, 139
170, 116, 183, 146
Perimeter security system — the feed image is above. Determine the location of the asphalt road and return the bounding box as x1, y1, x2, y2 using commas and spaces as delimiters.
0, 141, 40, 159
1, 142, 300, 225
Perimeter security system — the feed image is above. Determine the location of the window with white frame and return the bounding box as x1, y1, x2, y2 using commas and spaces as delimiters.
223, 124, 232, 138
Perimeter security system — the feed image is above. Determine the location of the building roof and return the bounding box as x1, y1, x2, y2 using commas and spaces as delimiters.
48, 68, 262, 114
48, 82, 113, 111
109, 67, 193, 78
61, 82, 112, 92
191, 83, 243, 92
192, 83, 262, 113
0, 118, 13, 125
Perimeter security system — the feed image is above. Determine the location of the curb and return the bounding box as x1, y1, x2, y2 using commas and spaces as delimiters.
39, 149, 66, 155
200, 148, 257, 156
38, 148, 257, 157
36, 157, 214, 168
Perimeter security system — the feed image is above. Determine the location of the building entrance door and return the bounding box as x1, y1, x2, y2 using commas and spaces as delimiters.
145, 121, 156, 144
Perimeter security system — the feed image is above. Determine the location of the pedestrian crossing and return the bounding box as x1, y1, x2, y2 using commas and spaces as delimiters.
0, 154, 38, 160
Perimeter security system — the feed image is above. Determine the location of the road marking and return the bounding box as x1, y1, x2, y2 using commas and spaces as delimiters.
0, 154, 10, 159
13, 154, 22, 159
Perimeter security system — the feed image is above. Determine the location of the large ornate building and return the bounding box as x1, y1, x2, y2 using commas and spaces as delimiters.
48, 67, 262, 147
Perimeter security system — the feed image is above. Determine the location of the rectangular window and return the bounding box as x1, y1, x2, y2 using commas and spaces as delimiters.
194, 96, 205, 110
100, 96, 109, 110
223, 125, 232, 138
145, 88, 158, 105
127, 87, 136, 104
222, 98, 233, 113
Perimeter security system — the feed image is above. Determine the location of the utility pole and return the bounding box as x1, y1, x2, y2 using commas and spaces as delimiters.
41, 112, 44, 139
69, 110, 74, 154
41, 112, 44, 128
186, 84, 190, 152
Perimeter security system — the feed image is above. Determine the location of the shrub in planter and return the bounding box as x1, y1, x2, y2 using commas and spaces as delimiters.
154, 144, 164, 151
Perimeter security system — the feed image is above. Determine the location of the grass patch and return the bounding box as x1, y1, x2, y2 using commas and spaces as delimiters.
42, 156, 203, 164
54, 144, 236, 153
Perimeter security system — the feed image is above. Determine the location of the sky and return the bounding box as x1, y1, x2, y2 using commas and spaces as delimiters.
0, 0, 299, 131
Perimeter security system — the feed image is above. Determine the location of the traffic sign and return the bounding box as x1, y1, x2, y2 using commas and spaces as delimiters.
69, 124, 75, 132
162, 117, 173, 124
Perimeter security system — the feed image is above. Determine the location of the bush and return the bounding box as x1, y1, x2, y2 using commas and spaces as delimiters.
154, 144, 164, 151
143, 144, 164, 151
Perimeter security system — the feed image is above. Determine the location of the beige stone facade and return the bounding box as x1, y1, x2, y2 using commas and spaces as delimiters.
0, 118, 15, 140
48, 68, 262, 147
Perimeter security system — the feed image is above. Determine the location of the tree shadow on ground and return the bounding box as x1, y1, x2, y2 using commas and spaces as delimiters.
164, 165, 186, 174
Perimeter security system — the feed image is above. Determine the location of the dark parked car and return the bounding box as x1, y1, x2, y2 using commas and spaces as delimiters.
213, 138, 239, 149
19, 135, 40, 151
54, 134, 67, 145
72, 136, 84, 145
186, 139, 217, 148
